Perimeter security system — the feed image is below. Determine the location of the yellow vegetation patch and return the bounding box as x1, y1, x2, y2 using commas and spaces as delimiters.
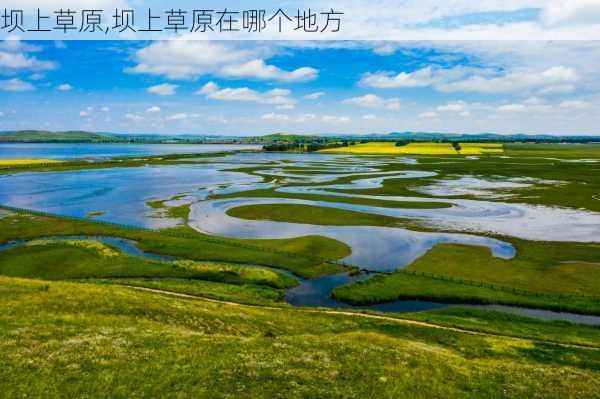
0, 159, 63, 167
26, 240, 119, 257
319, 142, 504, 155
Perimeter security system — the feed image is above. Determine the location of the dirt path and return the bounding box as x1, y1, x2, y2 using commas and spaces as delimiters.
124, 284, 600, 350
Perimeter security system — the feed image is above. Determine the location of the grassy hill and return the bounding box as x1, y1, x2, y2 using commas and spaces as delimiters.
0, 130, 120, 143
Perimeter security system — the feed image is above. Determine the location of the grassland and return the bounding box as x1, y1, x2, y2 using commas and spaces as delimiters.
2, 276, 600, 398
227, 203, 415, 228
0, 212, 348, 278
333, 243, 600, 314
2, 143, 600, 397
319, 142, 504, 155
0, 240, 296, 289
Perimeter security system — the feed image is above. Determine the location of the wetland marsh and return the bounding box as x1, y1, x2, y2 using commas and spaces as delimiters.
2, 142, 600, 398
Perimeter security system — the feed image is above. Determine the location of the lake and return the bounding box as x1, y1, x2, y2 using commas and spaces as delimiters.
0, 143, 261, 160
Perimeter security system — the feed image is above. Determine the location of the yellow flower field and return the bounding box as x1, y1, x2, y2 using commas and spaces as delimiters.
0, 159, 63, 167
319, 142, 504, 155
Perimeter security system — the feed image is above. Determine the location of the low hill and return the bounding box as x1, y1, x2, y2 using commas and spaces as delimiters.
0, 130, 120, 143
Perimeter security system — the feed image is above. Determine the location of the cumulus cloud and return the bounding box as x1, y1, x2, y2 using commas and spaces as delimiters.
343, 94, 401, 110
128, 41, 317, 82
198, 81, 296, 108
497, 103, 527, 112
0, 39, 56, 74
146, 106, 161, 113
125, 113, 144, 121
542, 0, 600, 27
166, 113, 188, 121
438, 66, 578, 95
559, 99, 592, 109
437, 101, 466, 112
321, 115, 350, 124
361, 64, 579, 96
0, 78, 35, 92
261, 113, 290, 121
147, 83, 178, 96
220, 59, 317, 82
57, 83, 73, 91
304, 91, 326, 100
419, 111, 437, 118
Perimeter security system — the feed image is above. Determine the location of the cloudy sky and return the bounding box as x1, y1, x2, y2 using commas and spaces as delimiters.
2, 0, 600, 136
1, 38, 599, 136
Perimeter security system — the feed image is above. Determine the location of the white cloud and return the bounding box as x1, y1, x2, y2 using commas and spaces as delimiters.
147, 83, 178, 96
559, 100, 591, 109
146, 106, 161, 113
497, 103, 527, 112
166, 113, 188, 121
57, 83, 73, 91
295, 113, 316, 122
129, 41, 317, 82
360, 67, 443, 89
542, 0, 600, 27
79, 110, 89, 117
221, 59, 317, 82
322, 115, 350, 124
0, 78, 34, 92
343, 94, 401, 110
362, 114, 378, 120
304, 91, 325, 100
125, 113, 144, 121
362, 64, 580, 96
438, 66, 578, 95
0, 43, 55, 73
261, 113, 290, 121
198, 81, 296, 108
419, 111, 437, 118
437, 101, 466, 112
100, 106, 110, 112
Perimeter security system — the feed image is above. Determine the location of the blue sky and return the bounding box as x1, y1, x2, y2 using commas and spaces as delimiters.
0, 39, 599, 136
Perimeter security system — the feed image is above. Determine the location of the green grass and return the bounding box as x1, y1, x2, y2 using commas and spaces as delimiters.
0, 241, 296, 289
213, 187, 452, 209
0, 151, 230, 175
0, 130, 114, 142
405, 243, 600, 296
346, 153, 600, 212
1, 276, 600, 398
408, 307, 600, 348
93, 278, 287, 306
333, 242, 600, 314
505, 143, 600, 158
227, 203, 417, 228
333, 270, 600, 315
0, 212, 348, 278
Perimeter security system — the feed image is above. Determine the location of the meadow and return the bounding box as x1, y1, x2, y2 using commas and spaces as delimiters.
319, 141, 504, 155
1, 143, 600, 397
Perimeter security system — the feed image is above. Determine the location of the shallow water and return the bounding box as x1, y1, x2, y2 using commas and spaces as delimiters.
0, 164, 265, 228
2, 235, 597, 325
0, 143, 260, 160
189, 197, 515, 271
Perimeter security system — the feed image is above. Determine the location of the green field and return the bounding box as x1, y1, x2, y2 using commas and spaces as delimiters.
319, 141, 504, 155
2, 143, 600, 397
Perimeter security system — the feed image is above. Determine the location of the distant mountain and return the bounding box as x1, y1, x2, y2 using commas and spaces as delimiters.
0, 130, 120, 143
1, 130, 599, 144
